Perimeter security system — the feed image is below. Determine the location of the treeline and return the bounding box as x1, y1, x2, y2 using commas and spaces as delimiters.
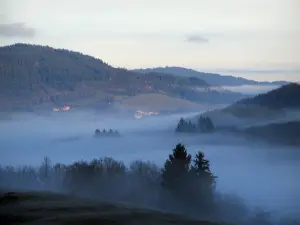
94, 128, 120, 137
0, 144, 216, 218
176, 116, 215, 133
0, 143, 296, 225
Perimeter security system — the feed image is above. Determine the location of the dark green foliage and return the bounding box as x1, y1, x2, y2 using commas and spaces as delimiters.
175, 116, 215, 133
161, 143, 192, 189
183, 151, 217, 214
234, 83, 300, 109
94, 128, 120, 137
176, 118, 197, 133
161, 144, 217, 215
197, 116, 215, 133
191, 152, 217, 198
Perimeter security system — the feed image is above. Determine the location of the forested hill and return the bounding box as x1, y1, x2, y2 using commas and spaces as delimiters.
134, 67, 289, 86
233, 83, 300, 109
195, 83, 300, 130
0, 43, 244, 112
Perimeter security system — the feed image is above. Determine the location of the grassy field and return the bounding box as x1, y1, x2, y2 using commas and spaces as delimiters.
0, 191, 225, 225
121, 93, 202, 111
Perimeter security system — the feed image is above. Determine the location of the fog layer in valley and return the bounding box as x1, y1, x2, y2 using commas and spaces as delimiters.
0, 110, 299, 222
223, 84, 280, 95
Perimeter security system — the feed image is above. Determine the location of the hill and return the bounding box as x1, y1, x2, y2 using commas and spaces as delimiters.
134, 67, 289, 87
233, 83, 300, 109
244, 121, 300, 146
0, 191, 224, 225
179, 83, 300, 135
201, 83, 300, 125
219, 83, 300, 120
0, 44, 244, 113
175, 84, 300, 145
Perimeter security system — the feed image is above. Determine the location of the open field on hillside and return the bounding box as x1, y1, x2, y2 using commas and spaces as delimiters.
0, 191, 224, 225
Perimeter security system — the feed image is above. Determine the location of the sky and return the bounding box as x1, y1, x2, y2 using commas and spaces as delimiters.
0, 0, 299, 81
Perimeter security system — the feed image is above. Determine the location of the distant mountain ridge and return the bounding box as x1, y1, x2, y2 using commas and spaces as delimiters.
0, 43, 245, 112
133, 67, 289, 86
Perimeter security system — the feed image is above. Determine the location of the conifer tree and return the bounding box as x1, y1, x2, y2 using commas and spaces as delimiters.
161, 143, 191, 188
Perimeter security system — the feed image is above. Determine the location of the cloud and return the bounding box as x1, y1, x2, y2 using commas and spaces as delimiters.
0, 23, 36, 38
185, 35, 209, 43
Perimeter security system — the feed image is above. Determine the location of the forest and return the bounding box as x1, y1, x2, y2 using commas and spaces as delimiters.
0, 143, 296, 225
175, 116, 215, 133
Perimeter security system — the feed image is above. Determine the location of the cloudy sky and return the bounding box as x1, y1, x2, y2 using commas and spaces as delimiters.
0, 0, 299, 81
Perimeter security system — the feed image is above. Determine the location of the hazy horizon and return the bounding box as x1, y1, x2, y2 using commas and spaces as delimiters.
1, 0, 299, 82
1, 2, 300, 224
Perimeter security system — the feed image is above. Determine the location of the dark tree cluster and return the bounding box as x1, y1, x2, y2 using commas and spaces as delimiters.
94, 128, 120, 137
0, 144, 215, 219
161, 144, 216, 214
175, 118, 197, 133
176, 116, 215, 133
0, 144, 296, 225
197, 116, 215, 133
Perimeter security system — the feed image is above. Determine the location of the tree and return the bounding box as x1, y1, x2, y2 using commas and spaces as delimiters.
175, 118, 197, 133
38, 156, 52, 188
197, 116, 215, 133
175, 118, 186, 132
95, 129, 100, 136
205, 117, 215, 132
187, 151, 217, 214
161, 143, 191, 189
191, 151, 216, 192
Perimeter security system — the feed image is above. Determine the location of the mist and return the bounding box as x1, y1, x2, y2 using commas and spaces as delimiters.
223, 84, 280, 95
0, 110, 299, 224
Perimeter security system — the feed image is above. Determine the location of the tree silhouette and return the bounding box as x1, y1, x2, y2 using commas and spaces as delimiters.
175, 118, 197, 133
191, 151, 216, 191
161, 143, 191, 189
39, 156, 52, 187
197, 116, 215, 133
187, 151, 217, 213
95, 129, 100, 135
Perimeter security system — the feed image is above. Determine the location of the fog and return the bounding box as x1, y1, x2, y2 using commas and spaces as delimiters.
223, 84, 280, 95
0, 111, 299, 223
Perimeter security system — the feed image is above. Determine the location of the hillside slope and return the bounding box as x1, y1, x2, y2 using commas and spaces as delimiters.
0, 44, 244, 112
179, 84, 300, 145
244, 121, 300, 146
233, 83, 300, 109
199, 83, 300, 128
0, 191, 223, 225
121, 93, 202, 111
134, 67, 289, 86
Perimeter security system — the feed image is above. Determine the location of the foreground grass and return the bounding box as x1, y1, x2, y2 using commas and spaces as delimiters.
0, 191, 225, 225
